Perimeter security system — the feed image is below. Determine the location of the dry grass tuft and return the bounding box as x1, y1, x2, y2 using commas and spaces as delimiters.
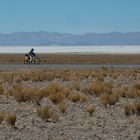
58, 102, 66, 113
62, 87, 71, 98
85, 105, 96, 116
37, 106, 54, 122
11, 84, 45, 103
79, 94, 88, 102
126, 89, 140, 98
100, 91, 119, 106
135, 102, 140, 115
0, 81, 4, 95
69, 92, 87, 102
133, 82, 140, 90
5, 113, 16, 126
100, 93, 110, 107
109, 92, 119, 105
124, 104, 136, 116
49, 92, 64, 104
119, 85, 129, 98
87, 82, 104, 96
130, 102, 140, 115
30, 88, 45, 105
39, 86, 49, 97
69, 93, 81, 102
47, 83, 63, 95
45, 82, 65, 104
11, 84, 32, 102
0, 111, 5, 124
87, 81, 113, 96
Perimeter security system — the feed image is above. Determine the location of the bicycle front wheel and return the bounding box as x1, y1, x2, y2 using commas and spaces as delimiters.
34, 57, 41, 64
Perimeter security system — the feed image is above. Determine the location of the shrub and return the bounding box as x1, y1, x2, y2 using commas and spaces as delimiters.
126, 89, 140, 98
133, 82, 140, 90
0, 81, 4, 95
0, 111, 5, 124
100, 93, 110, 107
103, 82, 113, 93
79, 94, 88, 102
69, 93, 80, 102
12, 85, 32, 102
30, 88, 45, 105
47, 83, 63, 95
100, 91, 119, 106
58, 102, 66, 113
39, 86, 49, 97
11, 84, 44, 103
85, 105, 96, 116
88, 82, 104, 96
62, 87, 71, 97
119, 85, 129, 98
134, 102, 140, 115
109, 92, 119, 105
69, 92, 86, 102
87, 81, 112, 96
46, 83, 71, 104
14, 75, 22, 83
6, 113, 16, 126
37, 106, 54, 122
96, 72, 106, 82
124, 104, 136, 116
49, 92, 64, 104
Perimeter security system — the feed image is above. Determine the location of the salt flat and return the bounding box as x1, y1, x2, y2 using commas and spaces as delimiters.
0, 46, 140, 53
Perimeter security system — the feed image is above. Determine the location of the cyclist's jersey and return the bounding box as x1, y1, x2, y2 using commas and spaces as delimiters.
29, 50, 36, 57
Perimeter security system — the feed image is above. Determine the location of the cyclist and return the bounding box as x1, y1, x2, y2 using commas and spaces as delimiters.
29, 48, 36, 63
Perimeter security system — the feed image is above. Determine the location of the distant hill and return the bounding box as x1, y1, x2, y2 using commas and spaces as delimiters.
0, 31, 140, 45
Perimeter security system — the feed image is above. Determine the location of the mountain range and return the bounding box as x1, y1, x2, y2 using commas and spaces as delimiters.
0, 31, 140, 45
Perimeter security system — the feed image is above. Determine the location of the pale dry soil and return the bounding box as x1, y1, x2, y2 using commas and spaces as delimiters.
0, 68, 140, 140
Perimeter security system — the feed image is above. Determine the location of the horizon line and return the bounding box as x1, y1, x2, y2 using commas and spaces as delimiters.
1, 31, 140, 35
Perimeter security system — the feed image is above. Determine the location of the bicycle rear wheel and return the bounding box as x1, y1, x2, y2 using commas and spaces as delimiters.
24, 54, 30, 64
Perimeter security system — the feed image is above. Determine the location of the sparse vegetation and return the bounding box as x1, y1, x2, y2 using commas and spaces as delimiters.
100, 91, 119, 106
0, 66, 140, 140
109, 92, 119, 105
0, 81, 4, 95
0, 111, 5, 124
58, 102, 66, 113
100, 93, 110, 107
85, 105, 96, 116
69, 92, 87, 102
5, 113, 16, 126
49, 92, 64, 104
87, 81, 113, 97
37, 106, 54, 122
124, 102, 140, 116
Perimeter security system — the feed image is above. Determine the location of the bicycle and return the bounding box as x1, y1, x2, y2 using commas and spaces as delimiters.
24, 54, 41, 64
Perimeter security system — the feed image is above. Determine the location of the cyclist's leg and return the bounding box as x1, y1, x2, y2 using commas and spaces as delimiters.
29, 55, 33, 63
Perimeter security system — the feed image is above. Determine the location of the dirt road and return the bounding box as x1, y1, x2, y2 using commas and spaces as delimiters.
0, 63, 140, 71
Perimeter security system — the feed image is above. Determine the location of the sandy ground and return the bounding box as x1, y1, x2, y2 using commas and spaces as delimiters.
1, 53, 140, 64
0, 95, 140, 140
0, 67, 140, 140
0, 64, 140, 72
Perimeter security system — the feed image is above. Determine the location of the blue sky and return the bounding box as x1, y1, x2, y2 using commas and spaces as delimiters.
0, 0, 140, 34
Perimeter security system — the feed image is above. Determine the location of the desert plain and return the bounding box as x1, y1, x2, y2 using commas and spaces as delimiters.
0, 53, 140, 140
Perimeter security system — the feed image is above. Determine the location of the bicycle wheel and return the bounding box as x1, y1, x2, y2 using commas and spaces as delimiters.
34, 57, 41, 64
24, 55, 30, 64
